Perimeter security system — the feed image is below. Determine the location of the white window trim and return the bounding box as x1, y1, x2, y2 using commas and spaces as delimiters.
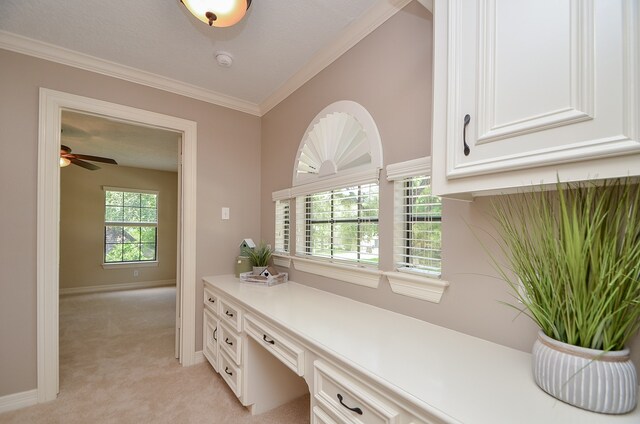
386, 157, 449, 303
103, 187, 159, 264
292, 256, 382, 288
384, 270, 449, 303
101, 261, 159, 269
273, 190, 292, 261
272, 254, 292, 269
103, 186, 159, 195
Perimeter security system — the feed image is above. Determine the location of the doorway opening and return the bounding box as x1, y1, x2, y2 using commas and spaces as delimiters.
37, 88, 198, 402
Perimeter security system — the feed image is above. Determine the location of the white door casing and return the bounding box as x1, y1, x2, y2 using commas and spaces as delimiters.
37, 88, 198, 402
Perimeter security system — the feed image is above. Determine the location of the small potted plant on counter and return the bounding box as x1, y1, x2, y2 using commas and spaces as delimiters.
243, 242, 273, 275
490, 179, 639, 414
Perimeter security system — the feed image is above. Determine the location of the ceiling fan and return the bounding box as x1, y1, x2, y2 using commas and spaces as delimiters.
59, 145, 118, 171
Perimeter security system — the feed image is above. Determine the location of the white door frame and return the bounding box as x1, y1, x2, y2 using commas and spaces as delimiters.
37, 88, 198, 402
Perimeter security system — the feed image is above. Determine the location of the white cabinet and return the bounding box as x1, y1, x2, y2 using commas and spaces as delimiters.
203, 309, 219, 371
313, 361, 401, 424
432, 0, 640, 199
203, 275, 640, 423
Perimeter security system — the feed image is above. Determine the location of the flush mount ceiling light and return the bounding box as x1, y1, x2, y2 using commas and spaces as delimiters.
180, 0, 252, 27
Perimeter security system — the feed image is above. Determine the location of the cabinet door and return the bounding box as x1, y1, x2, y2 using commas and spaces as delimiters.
203, 309, 219, 371
432, 0, 639, 197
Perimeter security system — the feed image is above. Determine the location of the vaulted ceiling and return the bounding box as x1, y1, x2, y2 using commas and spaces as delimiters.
0, 0, 417, 115
1, 0, 427, 171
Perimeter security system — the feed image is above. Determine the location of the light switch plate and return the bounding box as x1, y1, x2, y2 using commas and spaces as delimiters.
221, 207, 230, 220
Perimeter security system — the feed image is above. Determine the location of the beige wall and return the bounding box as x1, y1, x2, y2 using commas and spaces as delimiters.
60, 165, 178, 290
260, 1, 640, 370
1, 0, 638, 401
0, 48, 261, 396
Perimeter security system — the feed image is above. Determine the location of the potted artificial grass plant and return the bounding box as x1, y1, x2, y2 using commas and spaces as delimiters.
491, 179, 639, 414
243, 242, 273, 275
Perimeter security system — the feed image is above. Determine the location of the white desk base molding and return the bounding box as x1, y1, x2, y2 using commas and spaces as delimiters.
202, 275, 640, 423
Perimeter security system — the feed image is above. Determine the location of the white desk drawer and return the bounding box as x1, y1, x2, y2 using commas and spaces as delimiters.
218, 321, 242, 366
244, 314, 305, 376
203, 287, 219, 315
219, 350, 242, 399
203, 309, 218, 371
314, 361, 400, 424
313, 406, 339, 424
219, 297, 242, 332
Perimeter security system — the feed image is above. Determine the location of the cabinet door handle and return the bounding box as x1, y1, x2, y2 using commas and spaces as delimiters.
463, 114, 471, 156
224, 367, 233, 376
337, 394, 363, 415
225, 310, 234, 317
225, 337, 233, 346
263, 334, 275, 345
213, 328, 217, 342
208, 297, 215, 303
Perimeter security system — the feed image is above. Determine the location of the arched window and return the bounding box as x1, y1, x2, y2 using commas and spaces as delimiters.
292, 100, 383, 193
291, 101, 383, 272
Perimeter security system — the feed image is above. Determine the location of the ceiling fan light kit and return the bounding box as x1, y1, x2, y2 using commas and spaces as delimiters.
59, 145, 118, 171
180, 0, 252, 27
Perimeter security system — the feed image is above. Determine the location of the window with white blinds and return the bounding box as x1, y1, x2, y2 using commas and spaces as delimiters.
274, 199, 290, 254
394, 175, 442, 276
296, 184, 379, 266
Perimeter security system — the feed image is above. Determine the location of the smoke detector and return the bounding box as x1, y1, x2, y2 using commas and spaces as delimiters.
215, 52, 233, 68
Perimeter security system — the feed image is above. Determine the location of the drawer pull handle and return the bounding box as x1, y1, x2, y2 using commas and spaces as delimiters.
224, 367, 233, 376
225, 337, 233, 346
225, 311, 234, 317
263, 334, 275, 345
337, 394, 363, 415
208, 297, 215, 303
213, 328, 217, 342
463, 114, 471, 156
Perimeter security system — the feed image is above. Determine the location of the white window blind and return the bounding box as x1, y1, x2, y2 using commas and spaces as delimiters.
393, 175, 442, 276
296, 184, 379, 266
274, 199, 290, 254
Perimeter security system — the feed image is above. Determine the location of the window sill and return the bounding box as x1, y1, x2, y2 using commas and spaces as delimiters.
292, 256, 382, 288
272, 254, 291, 268
101, 261, 159, 269
383, 270, 449, 303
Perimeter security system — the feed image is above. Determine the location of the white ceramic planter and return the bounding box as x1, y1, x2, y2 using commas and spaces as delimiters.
532, 331, 637, 414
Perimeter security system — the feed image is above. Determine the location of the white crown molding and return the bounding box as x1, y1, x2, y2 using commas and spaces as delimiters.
0, 0, 434, 118
0, 31, 261, 116
0, 389, 38, 414
258, 0, 414, 115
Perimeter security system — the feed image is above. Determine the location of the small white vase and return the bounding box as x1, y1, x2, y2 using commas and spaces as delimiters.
532, 330, 637, 414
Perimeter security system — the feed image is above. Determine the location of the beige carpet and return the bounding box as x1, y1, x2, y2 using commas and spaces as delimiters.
0, 287, 309, 424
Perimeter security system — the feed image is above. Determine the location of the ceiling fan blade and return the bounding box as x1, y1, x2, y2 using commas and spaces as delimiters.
70, 158, 101, 171
72, 154, 118, 165
60, 145, 72, 154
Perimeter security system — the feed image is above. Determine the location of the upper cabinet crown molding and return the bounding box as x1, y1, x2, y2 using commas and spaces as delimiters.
432, 0, 640, 199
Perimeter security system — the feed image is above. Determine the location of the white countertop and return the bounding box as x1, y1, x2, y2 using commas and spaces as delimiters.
203, 275, 640, 423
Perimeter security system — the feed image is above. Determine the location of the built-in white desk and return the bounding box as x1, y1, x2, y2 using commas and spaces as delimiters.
202, 275, 640, 423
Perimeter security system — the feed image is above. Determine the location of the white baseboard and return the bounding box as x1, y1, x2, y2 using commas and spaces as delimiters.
60, 279, 176, 296
0, 389, 38, 413
193, 350, 206, 364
